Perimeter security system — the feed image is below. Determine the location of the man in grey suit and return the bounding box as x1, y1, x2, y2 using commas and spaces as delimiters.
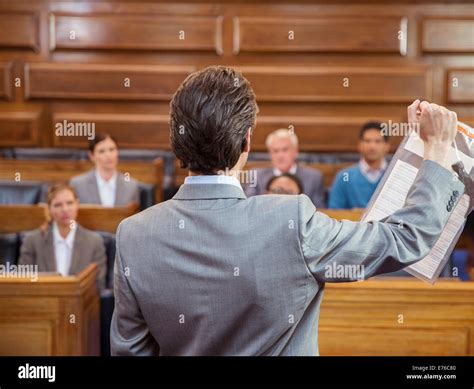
111, 66, 465, 356
245, 129, 326, 208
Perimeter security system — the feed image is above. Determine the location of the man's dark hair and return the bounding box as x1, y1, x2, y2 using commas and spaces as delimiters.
170, 66, 258, 174
359, 121, 389, 142
266, 173, 304, 194
88, 132, 118, 153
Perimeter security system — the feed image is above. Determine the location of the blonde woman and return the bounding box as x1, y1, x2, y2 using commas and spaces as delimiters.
18, 183, 106, 289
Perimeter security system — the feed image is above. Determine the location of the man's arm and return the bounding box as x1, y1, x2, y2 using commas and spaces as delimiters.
299, 161, 464, 282
110, 223, 160, 356
299, 100, 464, 282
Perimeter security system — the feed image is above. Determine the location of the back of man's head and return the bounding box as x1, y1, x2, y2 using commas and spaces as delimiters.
170, 66, 258, 175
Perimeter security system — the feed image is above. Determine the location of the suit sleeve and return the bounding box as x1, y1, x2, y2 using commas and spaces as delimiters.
92, 236, 107, 290
298, 160, 465, 282
328, 171, 349, 209
310, 172, 326, 208
18, 234, 36, 266
110, 223, 160, 356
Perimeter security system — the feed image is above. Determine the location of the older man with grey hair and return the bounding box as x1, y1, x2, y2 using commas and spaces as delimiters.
245, 129, 326, 207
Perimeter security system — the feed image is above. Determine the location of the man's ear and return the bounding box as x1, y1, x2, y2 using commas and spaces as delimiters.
88, 151, 94, 163
243, 127, 252, 153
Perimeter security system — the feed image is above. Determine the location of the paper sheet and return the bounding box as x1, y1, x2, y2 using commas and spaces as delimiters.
362, 130, 472, 283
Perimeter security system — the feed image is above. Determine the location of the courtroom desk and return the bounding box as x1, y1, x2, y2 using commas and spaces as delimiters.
319, 278, 474, 356
0, 203, 138, 234
0, 264, 99, 356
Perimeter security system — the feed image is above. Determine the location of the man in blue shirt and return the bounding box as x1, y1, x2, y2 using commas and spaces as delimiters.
328, 122, 390, 209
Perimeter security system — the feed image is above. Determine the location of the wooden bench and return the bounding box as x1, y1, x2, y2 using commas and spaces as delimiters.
0, 203, 138, 234
320, 278, 474, 355
0, 158, 165, 203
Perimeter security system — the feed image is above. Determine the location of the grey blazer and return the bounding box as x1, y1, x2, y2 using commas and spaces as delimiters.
70, 170, 140, 207
18, 224, 107, 289
111, 160, 464, 356
244, 164, 326, 208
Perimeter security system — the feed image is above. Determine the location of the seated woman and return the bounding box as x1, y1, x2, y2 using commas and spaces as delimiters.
18, 183, 107, 289
70, 133, 139, 207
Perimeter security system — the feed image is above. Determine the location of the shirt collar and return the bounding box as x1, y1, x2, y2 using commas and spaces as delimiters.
52, 222, 76, 246
359, 158, 387, 183
273, 163, 298, 176
184, 174, 242, 189
95, 170, 117, 188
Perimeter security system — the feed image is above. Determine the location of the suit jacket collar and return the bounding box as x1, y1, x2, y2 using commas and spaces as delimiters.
42, 224, 86, 274
89, 169, 126, 206
173, 183, 247, 200
86, 170, 101, 204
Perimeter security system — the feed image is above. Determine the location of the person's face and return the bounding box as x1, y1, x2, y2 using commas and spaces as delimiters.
268, 137, 298, 173
358, 129, 390, 164
49, 189, 79, 228
89, 137, 118, 171
267, 176, 300, 195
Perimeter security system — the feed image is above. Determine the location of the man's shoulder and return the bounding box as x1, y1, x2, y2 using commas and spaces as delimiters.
297, 164, 323, 179
117, 201, 168, 234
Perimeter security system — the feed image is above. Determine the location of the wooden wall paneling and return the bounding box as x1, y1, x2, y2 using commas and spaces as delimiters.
0, 110, 40, 146
422, 18, 474, 53
447, 69, 474, 103
234, 16, 407, 55
238, 66, 432, 103
51, 13, 224, 55
51, 112, 171, 149
253, 115, 402, 152
0, 62, 13, 101
24, 63, 196, 100
0, 11, 39, 52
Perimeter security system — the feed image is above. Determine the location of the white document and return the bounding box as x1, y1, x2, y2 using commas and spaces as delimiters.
362, 131, 472, 284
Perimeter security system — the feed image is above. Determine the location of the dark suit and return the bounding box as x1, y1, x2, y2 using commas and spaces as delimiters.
18, 224, 107, 289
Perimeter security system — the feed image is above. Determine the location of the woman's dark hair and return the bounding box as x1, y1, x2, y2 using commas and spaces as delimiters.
266, 173, 304, 194
170, 66, 258, 175
88, 132, 118, 153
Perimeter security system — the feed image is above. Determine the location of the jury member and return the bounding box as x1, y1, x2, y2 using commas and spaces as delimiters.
266, 173, 303, 195
18, 183, 107, 289
328, 122, 390, 209
70, 133, 140, 207
245, 129, 325, 207
111, 66, 464, 356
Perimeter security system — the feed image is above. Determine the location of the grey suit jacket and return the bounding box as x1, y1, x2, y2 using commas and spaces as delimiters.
18, 224, 107, 289
111, 160, 464, 356
244, 164, 326, 208
70, 170, 140, 207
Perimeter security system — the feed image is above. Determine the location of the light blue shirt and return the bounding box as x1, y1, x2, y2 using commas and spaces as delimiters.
184, 175, 242, 189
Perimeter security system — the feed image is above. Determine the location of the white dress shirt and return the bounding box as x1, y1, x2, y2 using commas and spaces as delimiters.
95, 171, 117, 207
359, 158, 387, 183
184, 174, 242, 189
52, 222, 76, 276
273, 163, 298, 177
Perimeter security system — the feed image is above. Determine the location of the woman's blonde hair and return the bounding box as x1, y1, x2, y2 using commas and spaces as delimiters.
41, 183, 78, 233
